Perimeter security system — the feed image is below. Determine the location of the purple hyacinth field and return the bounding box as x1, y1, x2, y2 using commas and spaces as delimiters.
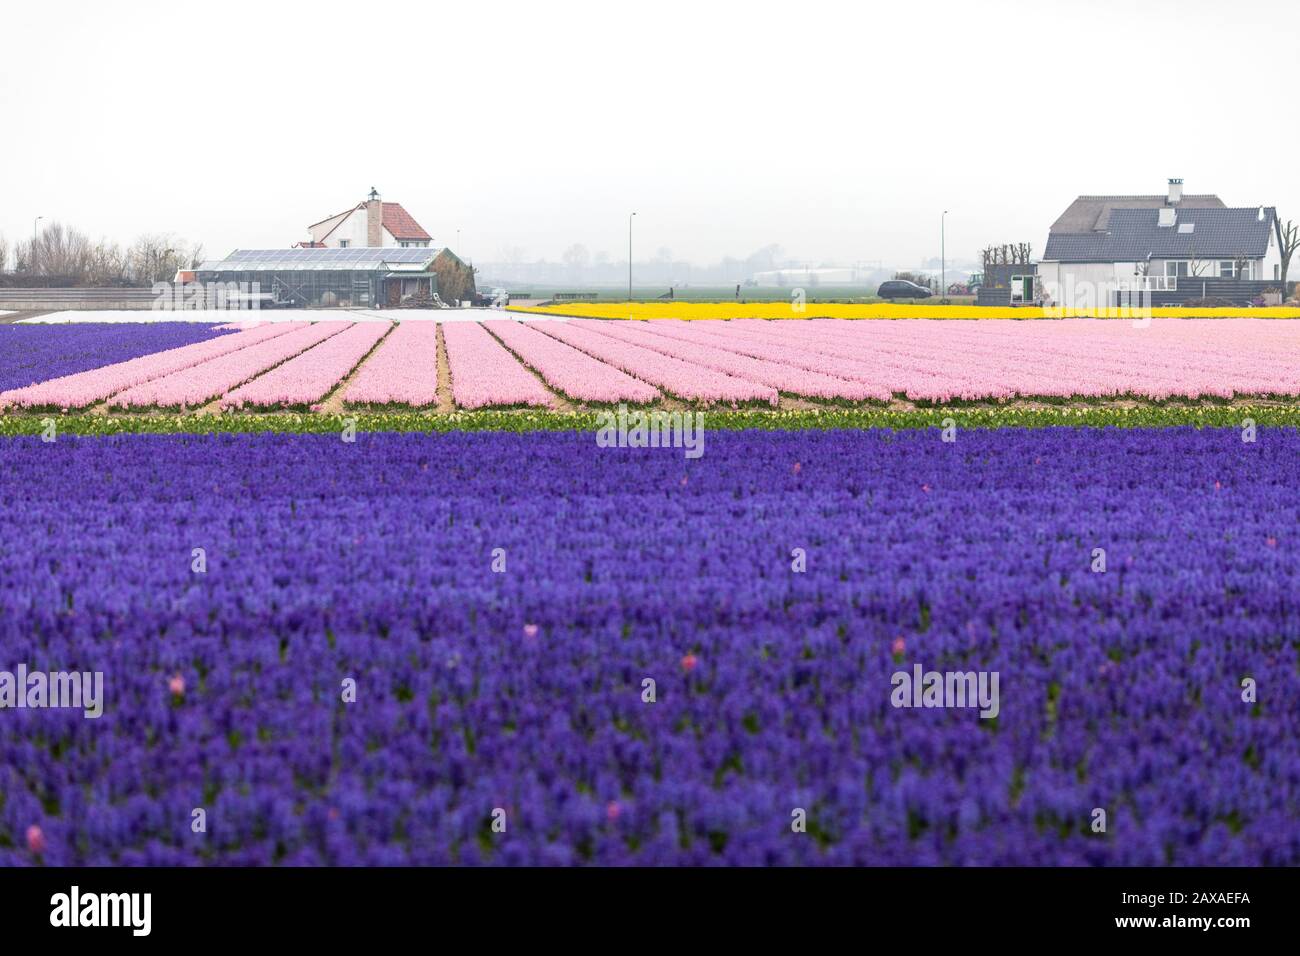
2, 428, 1296, 866
0, 323, 234, 393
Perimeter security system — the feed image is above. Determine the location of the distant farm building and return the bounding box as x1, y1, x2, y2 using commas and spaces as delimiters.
196, 247, 475, 308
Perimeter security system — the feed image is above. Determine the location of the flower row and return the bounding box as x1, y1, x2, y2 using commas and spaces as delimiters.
342, 322, 440, 407
223, 323, 390, 410
484, 320, 659, 404
442, 321, 554, 409
537, 321, 777, 405
0, 323, 294, 410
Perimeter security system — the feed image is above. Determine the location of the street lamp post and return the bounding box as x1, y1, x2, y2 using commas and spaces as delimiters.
628, 212, 637, 302
32, 216, 43, 272
941, 210, 948, 302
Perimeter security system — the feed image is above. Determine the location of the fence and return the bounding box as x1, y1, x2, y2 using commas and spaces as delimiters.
1126, 279, 1283, 307
0, 288, 157, 311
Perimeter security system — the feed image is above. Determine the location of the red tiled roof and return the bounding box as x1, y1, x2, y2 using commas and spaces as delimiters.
381, 203, 431, 241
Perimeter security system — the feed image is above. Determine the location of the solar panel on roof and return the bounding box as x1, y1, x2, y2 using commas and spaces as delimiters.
204, 246, 441, 273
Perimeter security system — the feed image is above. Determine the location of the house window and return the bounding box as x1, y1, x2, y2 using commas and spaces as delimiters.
338, 239, 350, 249
1219, 260, 1235, 278
1164, 260, 1189, 278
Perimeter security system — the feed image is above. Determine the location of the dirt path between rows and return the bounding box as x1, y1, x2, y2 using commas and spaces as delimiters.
435, 324, 455, 414
316, 324, 395, 414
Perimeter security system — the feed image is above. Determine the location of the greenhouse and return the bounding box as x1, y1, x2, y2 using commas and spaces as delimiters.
194, 247, 471, 308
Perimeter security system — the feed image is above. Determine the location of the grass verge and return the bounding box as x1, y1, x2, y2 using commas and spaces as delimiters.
3, 404, 1299, 436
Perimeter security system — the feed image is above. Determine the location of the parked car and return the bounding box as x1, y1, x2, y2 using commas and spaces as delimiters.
876, 279, 933, 300
477, 287, 511, 307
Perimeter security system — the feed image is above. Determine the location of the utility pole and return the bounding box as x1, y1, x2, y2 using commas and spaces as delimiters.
941, 210, 948, 301
628, 212, 637, 301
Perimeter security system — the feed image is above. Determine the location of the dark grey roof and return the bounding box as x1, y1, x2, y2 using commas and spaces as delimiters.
1050, 194, 1225, 232
1043, 207, 1275, 263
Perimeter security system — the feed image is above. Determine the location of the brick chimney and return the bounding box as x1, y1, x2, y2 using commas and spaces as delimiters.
366, 187, 383, 247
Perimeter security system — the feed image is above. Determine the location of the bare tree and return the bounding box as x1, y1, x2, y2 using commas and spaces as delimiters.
1232, 251, 1252, 281
127, 233, 193, 284
85, 239, 128, 285
1274, 218, 1298, 296
0, 234, 8, 274
981, 243, 1032, 267
31, 221, 93, 281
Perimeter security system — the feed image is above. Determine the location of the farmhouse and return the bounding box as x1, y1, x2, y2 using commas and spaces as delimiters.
1038, 179, 1282, 307
195, 246, 475, 308
302, 188, 434, 249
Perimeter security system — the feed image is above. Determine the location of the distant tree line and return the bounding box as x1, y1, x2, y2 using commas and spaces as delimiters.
0, 223, 204, 287
480, 243, 877, 288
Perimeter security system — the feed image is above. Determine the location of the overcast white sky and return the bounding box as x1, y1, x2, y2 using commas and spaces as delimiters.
2, 0, 1297, 268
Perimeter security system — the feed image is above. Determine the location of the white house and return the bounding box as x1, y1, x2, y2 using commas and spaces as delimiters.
303, 188, 433, 249
1038, 180, 1281, 307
